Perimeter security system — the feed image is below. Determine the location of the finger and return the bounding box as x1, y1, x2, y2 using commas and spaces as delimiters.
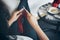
17, 12, 22, 15
15, 11, 21, 15
16, 8, 24, 15
24, 9, 32, 16
24, 9, 30, 14
19, 8, 24, 12
17, 13, 22, 18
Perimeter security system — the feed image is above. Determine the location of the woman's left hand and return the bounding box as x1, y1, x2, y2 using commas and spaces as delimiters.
8, 9, 24, 27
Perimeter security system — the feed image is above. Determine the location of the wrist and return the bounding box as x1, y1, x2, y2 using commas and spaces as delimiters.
8, 18, 14, 27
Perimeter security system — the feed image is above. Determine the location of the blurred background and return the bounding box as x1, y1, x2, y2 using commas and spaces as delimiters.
28, 0, 54, 17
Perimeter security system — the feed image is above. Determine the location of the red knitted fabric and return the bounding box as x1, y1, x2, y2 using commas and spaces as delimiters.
18, 9, 27, 33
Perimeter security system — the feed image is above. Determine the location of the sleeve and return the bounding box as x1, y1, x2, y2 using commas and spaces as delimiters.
0, 14, 9, 35
0, 2, 9, 35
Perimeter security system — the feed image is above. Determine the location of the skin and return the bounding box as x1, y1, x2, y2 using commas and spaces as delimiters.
8, 8, 49, 40
8, 9, 23, 27
25, 9, 49, 40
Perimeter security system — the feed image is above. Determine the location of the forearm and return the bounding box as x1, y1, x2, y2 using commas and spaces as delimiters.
26, 13, 49, 40
34, 25, 49, 40
8, 19, 14, 27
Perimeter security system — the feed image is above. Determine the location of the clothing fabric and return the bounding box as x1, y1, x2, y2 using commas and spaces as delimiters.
38, 3, 60, 40
52, 0, 60, 7
8, 35, 33, 40
0, 0, 38, 40
17, 0, 38, 40
17, 0, 30, 33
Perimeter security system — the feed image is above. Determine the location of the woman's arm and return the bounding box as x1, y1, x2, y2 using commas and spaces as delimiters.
25, 9, 49, 40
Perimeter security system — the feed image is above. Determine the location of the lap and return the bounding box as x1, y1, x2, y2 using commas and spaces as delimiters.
23, 17, 38, 40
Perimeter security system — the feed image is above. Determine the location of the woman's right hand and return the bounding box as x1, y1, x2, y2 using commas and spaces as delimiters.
8, 9, 23, 27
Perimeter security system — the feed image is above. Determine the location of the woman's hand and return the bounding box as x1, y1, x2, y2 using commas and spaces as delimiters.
8, 9, 23, 27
